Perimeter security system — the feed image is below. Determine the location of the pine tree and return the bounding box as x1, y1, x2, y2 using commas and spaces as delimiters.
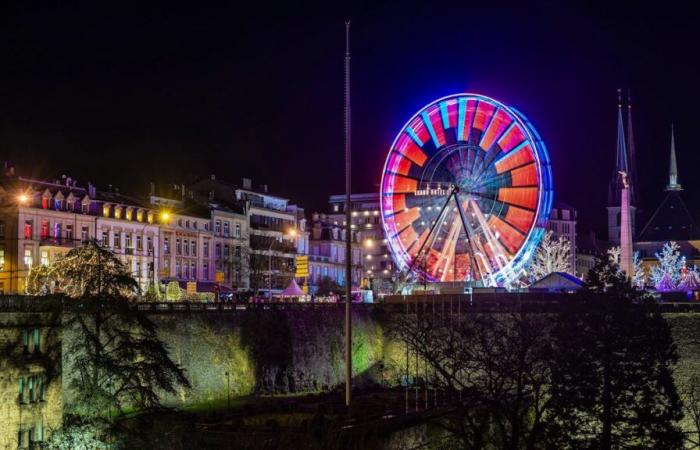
527, 230, 572, 281
37, 242, 190, 444
548, 258, 683, 449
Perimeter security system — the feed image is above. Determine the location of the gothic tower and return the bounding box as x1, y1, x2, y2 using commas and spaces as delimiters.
607, 89, 637, 244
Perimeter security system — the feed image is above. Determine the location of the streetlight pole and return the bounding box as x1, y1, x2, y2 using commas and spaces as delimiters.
225, 371, 231, 409
344, 20, 352, 408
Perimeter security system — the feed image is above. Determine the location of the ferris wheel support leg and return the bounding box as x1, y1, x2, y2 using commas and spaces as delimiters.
402, 188, 458, 284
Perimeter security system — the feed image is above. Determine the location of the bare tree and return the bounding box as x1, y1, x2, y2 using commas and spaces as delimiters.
527, 230, 572, 281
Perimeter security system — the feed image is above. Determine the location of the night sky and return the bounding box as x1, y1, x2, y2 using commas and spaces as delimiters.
1, 2, 698, 235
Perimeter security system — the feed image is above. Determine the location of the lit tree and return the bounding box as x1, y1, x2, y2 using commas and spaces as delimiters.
35, 242, 190, 445
527, 230, 572, 281
605, 246, 646, 288
651, 241, 684, 290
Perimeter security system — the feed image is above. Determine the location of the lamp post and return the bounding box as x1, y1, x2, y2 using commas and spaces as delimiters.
268, 228, 297, 301
225, 371, 231, 409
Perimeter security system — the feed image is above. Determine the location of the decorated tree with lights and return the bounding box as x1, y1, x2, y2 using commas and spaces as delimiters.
527, 230, 572, 281
605, 246, 646, 288
650, 242, 684, 291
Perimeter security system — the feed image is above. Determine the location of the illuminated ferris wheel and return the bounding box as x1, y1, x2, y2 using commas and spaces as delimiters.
380, 93, 553, 287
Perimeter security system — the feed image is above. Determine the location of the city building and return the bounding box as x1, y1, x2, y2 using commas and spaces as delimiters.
546, 202, 577, 272
0, 170, 162, 294
190, 176, 307, 297
307, 213, 363, 294
327, 193, 394, 293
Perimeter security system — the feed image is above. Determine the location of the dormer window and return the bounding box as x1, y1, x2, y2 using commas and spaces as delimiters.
125, 207, 133, 221
136, 210, 144, 222
114, 206, 122, 220
81, 196, 90, 214
41, 189, 52, 209
103, 204, 111, 218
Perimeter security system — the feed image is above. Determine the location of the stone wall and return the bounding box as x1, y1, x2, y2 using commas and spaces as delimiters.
152, 306, 388, 408
0, 311, 62, 450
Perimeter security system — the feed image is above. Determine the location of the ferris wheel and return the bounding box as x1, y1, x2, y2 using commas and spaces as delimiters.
380, 93, 553, 287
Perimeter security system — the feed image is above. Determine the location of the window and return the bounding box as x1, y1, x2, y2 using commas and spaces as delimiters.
135, 261, 141, 279
203, 262, 209, 280
190, 240, 196, 257
32, 328, 40, 354
40, 220, 49, 240
203, 241, 209, 257
215, 220, 221, 234
82, 202, 89, 214
19, 377, 26, 404
66, 224, 73, 242
114, 207, 122, 219
176, 261, 181, 278
81, 226, 89, 242
183, 261, 189, 279
24, 220, 33, 239
41, 250, 48, 266
0, 249, 4, 271
125, 233, 132, 249
24, 248, 33, 268
193, 221, 198, 230
215, 243, 222, 258
113, 232, 121, 249
176, 238, 182, 255
186, 220, 190, 228
235, 246, 241, 260
190, 262, 197, 279
224, 245, 230, 259
102, 232, 109, 247
223, 222, 230, 237
164, 237, 170, 255
54, 223, 62, 241
136, 235, 143, 251
235, 223, 241, 238
183, 239, 189, 256
126, 209, 133, 221
147, 236, 153, 252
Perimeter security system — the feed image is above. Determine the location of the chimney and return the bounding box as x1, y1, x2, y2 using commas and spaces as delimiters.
210, 174, 216, 181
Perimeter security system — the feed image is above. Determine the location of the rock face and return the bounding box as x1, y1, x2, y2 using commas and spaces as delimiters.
151, 307, 388, 408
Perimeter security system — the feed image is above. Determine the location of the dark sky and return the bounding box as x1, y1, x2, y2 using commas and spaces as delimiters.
1, 1, 698, 235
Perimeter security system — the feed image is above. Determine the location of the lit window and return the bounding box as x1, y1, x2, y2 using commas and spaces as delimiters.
235, 223, 241, 238
190, 262, 197, 279
24, 248, 33, 268
40, 250, 48, 266
223, 222, 230, 237
191, 240, 196, 256
0, 249, 4, 271
203, 241, 209, 257
113, 232, 121, 249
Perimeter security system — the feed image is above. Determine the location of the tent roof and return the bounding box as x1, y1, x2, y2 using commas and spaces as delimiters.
280, 279, 305, 296
529, 272, 584, 291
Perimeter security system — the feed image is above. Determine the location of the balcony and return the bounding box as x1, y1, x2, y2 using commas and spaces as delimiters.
39, 237, 75, 249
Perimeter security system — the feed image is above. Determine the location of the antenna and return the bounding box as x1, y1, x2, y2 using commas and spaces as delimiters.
343, 19, 352, 409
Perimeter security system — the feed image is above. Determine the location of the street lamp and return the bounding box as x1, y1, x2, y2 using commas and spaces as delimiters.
268, 228, 297, 301
225, 371, 231, 409
17, 193, 29, 205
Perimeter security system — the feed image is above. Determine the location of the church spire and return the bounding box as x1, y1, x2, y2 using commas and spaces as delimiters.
667, 124, 682, 191
626, 89, 636, 203
615, 89, 629, 174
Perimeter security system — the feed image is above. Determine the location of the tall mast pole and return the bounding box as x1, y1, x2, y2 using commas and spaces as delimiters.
344, 20, 352, 408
